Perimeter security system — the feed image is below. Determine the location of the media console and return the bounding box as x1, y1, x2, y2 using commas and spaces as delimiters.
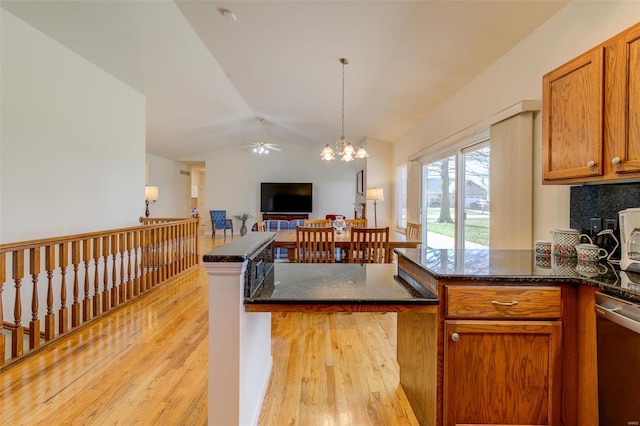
261, 213, 309, 221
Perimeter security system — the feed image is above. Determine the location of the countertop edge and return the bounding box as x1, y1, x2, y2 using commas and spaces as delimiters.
396, 249, 640, 304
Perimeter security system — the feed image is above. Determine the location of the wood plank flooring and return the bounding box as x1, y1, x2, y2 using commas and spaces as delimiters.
0, 234, 418, 425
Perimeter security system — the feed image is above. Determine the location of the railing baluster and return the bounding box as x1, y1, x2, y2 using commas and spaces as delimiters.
140, 228, 148, 293
172, 225, 178, 276
126, 231, 133, 300
44, 245, 56, 341
82, 239, 91, 321
111, 235, 118, 308
149, 228, 156, 288
12, 250, 24, 358
102, 236, 110, 312
29, 247, 41, 349
0, 253, 6, 366
119, 233, 126, 304
176, 224, 183, 272
71, 241, 81, 327
92, 237, 101, 316
59, 243, 69, 333
133, 230, 140, 296
154, 228, 160, 286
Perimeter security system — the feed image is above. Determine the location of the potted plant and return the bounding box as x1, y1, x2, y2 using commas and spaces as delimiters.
232, 211, 252, 236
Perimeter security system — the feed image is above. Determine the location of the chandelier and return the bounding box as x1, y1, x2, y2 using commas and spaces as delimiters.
320, 58, 368, 162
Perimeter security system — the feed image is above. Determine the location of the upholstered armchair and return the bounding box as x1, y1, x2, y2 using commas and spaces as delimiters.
210, 210, 233, 239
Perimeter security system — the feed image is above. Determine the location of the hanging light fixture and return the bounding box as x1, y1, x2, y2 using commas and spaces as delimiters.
241, 117, 281, 158
321, 58, 369, 162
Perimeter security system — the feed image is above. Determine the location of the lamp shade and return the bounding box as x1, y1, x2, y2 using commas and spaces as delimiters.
145, 185, 159, 201
366, 188, 383, 201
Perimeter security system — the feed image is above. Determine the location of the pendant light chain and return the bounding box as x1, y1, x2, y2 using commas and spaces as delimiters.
341, 57, 346, 138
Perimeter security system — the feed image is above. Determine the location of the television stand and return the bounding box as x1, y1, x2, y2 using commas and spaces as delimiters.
262, 213, 309, 221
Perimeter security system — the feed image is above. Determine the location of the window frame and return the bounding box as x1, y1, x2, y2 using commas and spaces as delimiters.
419, 132, 490, 250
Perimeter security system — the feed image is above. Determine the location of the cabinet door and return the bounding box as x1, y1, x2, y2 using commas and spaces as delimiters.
444, 320, 562, 426
542, 47, 604, 181
610, 24, 640, 175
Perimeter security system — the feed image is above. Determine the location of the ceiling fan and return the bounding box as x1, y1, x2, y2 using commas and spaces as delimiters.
240, 117, 281, 156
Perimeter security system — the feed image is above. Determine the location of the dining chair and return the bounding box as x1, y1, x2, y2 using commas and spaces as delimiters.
255, 221, 266, 232
348, 227, 390, 263
345, 219, 367, 229
406, 222, 422, 241
210, 210, 233, 240
303, 219, 332, 228
296, 226, 336, 263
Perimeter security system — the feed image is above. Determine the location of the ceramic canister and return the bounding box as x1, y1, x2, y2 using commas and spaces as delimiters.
550, 229, 592, 257
535, 240, 552, 256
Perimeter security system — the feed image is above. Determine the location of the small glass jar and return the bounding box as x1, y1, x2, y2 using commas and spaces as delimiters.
334, 215, 346, 234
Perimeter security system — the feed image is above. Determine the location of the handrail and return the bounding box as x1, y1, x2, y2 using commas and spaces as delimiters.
0, 217, 199, 370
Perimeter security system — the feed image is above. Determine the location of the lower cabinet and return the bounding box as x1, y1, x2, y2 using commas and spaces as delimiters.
443, 320, 562, 426
442, 285, 564, 426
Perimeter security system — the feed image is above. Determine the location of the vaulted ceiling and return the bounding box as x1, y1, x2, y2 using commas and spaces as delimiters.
2, 1, 569, 161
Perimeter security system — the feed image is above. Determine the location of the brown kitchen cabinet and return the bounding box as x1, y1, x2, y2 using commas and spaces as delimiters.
605, 23, 640, 177
542, 47, 604, 182
542, 21, 640, 184
442, 285, 563, 426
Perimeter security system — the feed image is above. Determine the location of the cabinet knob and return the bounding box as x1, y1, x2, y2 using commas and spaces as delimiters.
587, 160, 595, 167
451, 332, 460, 342
612, 157, 621, 165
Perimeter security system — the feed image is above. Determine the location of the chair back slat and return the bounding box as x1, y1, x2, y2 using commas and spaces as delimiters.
296, 226, 336, 263
345, 219, 367, 229
348, 227, 390, 264
406, 222, 422, 241
256, 221, 266, 232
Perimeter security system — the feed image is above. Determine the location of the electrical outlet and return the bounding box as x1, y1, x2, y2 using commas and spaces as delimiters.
590, 217, 602, 234
604, 219, 618, 231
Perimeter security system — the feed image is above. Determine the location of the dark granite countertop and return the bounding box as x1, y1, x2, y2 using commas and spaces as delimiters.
202, 232, 275, 262
246, 263, 439, 306
395, 248, 640, 304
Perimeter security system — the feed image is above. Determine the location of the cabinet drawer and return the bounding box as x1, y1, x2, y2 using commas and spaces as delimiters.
446, 286, 562, 319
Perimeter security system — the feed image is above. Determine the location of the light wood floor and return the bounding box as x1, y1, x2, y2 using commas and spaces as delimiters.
0, 233, 418, 425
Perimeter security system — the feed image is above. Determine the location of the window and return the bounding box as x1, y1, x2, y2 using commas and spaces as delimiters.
395, 164, 408, 229
462, 143, 490, 249
421, 140, 489, 249
423, 155, 457, 249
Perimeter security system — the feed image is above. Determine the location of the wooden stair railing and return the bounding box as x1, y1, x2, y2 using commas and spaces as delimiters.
0, 217, 199, 369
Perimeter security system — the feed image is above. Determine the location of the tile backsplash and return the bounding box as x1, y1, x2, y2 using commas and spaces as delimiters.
570, 182, 640, 258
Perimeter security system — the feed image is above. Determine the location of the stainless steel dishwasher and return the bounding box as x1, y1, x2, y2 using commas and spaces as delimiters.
595, 292, 640, 425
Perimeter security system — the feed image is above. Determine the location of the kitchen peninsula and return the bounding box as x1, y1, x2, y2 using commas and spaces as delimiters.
204, 234, 640, 425
204, 233, 437, 425
396, 247, 640, 426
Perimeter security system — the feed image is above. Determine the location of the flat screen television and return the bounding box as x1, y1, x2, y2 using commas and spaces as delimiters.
260, 182, 312, 213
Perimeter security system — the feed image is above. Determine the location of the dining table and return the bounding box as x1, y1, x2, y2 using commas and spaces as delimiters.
272, 228, 421, 262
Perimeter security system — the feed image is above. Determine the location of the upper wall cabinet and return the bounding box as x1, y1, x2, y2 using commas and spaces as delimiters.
543, 22, 640, 184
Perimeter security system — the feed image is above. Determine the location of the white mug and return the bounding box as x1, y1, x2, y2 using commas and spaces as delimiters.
576, 243, 608, 262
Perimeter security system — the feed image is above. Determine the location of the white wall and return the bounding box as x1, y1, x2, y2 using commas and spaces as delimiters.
197, 139, 361, 234
145, 154, 192, 218
364, 137, 393, 228
0, 9, 146, 243
393, 1, 640, 242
